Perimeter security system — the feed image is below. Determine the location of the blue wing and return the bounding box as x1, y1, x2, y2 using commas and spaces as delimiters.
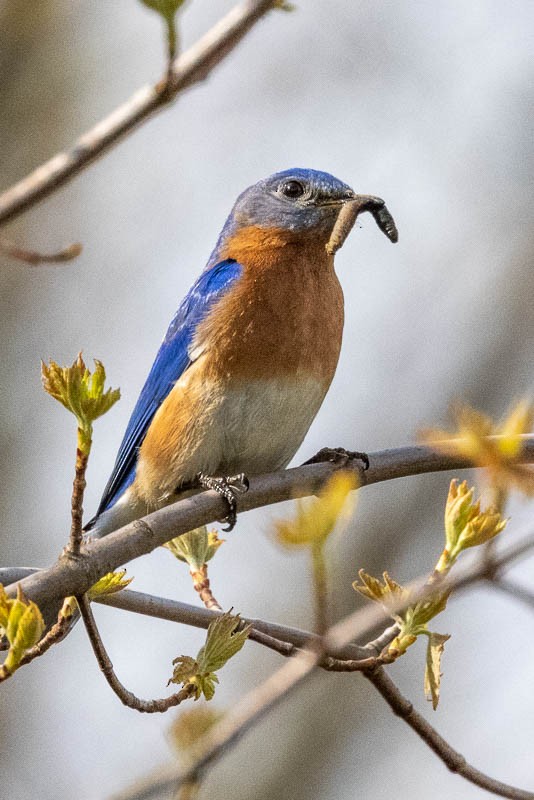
93, 259, 243, 518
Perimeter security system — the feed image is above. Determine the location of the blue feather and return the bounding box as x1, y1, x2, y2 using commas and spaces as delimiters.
92, 258, 243, 518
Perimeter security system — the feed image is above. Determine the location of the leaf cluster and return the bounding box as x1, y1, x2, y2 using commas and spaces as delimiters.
169, 612, 250, 701
0, 585, 45, 677
422, 399, 534, 496
354, 478, 507, 708
42, 354, 120, 453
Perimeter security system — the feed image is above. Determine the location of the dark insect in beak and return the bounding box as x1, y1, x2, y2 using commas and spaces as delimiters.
326, 195, 398, 255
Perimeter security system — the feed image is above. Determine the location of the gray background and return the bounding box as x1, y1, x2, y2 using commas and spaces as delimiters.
1, 1, 533, 798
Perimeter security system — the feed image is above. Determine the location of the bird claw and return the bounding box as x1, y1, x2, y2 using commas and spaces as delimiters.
302, 447, 369, 470
197, 472, 249, 531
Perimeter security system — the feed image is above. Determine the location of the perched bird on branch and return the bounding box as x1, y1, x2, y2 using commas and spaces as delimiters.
85, 168, 397, 538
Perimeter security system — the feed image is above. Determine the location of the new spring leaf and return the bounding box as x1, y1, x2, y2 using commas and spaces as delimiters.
274, 470, 358, 548
438, 480, 507, 571
42, 354, 120, 452
164, 527, 223, 571
422, 400, 534, 496
169, 612, 250, 701
88, 570, 133, 600
0, 585, 45, 677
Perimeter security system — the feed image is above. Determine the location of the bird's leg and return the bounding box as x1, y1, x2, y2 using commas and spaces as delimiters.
196, 473, 250, 532
302, 447, 370, 471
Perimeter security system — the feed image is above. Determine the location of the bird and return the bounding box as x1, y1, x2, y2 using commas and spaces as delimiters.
85, 168, 397, 539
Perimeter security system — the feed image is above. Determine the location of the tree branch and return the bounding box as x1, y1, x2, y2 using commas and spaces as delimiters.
77, 594, 195, 713
96, 588, 375, 662
109, 531, 534, 800
0, 237, 82, 265
6, 443, 534, 612
0, 572, 381, 662
0, 0, 277, 228
366, 667, 534, 800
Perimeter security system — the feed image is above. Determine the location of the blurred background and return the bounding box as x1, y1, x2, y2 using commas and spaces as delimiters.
1, 1, 533, 798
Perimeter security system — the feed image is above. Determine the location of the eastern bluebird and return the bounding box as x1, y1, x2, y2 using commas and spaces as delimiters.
85, 168, 396, 539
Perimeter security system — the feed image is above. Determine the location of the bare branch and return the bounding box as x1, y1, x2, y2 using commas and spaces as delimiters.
0, 0, 278, 227
78, 594, 194, 713
366, 667, 534, 800
96, 588, 372, 661
6, 442, 534, 613
0, 238, 82, 266
4, 512, 532, 672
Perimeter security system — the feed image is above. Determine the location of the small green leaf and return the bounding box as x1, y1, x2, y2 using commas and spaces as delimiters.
194, 673, 218, 702
197, 612, 250, 674
409, 591, 449, 628
444, 480, 478, 554
275, 471, 358, 548
0, 585, 45, 675
168, 613, 249, 701
169, 656, 200, 686
353, 569, 408, 607
438, 479, 507, 571
164, 527, 223, 571
88, 570, 133, 599
8, 603, 44, 665
42, 354, 120, 447
454, 512, 507, 555
424, 632, 450, 710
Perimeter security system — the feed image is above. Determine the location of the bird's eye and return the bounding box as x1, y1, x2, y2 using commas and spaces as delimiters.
280, 180, 305, 199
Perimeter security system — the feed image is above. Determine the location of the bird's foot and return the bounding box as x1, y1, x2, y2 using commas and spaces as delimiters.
197, 472, 250, 532
302, 447, 369, 471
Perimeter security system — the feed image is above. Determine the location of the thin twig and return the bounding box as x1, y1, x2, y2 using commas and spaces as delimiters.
366, 666, 534, 800
0, 570, 383, 661
68, 444, 89, 557
78, 595, 194, 713
189, 565, 222, 611
311, 541, 328, 635
0, 0, 277, 227
490, 577, 534, 612
0, 238, 82, 266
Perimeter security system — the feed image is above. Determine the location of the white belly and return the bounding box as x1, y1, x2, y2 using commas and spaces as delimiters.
94, 377, 329, 537
135, 372, 331, 506
214, 377, 329, 475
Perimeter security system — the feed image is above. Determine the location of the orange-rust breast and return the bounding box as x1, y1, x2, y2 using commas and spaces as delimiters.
196, 225, 344, 383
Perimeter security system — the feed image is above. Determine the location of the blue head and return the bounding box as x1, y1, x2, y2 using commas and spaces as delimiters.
209, 169, 356, 262
232, 168, 354, 232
